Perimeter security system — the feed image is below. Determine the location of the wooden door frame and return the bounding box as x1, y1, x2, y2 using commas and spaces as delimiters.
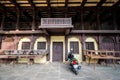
52, 42, 63, 62
50, 36, 65, 62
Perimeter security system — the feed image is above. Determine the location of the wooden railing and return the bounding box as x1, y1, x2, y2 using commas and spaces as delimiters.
39, 18, 73, 28
41, 18, 72, 26
84, 50, 120, 69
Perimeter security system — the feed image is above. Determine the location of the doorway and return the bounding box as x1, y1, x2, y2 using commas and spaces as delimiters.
52, 42, 63, 62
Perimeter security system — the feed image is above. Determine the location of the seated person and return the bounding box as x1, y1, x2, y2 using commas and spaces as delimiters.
68, 48, 74, 60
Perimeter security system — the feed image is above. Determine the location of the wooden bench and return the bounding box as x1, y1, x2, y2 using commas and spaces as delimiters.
84, 50, 120, 69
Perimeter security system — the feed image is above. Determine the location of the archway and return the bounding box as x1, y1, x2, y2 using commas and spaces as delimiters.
102, 37, 114, 50
68, 37, 82, 63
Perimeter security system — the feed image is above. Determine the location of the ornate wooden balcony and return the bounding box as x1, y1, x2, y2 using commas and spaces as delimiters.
39, 18, 73, 28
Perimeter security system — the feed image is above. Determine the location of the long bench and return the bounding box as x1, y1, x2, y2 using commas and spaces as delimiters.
84, 50, 120, 69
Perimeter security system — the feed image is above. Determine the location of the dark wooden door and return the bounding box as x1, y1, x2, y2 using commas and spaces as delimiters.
53, 42, 63, 62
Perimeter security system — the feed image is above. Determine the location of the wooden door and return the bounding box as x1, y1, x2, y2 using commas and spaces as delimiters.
53, 42, 63, 62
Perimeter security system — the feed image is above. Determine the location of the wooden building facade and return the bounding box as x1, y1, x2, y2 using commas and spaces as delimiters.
0, 0, 120, 63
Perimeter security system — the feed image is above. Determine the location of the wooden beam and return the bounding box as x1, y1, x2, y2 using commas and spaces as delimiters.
0, 3, 6, 30
71, 30, 120, 34
65, 29, 71, 35
113, 0, 120, 6
97, 0, 107, 7
16, 9, 20, 30
0, 3, 6, 10
0, 3, 16, 21
0, 30, 44, 34
47, 0, 51, 7
47, 0, 51, 17
65, 35, 68, 60
9, 0, 21, 10
0, 12, 6, 30
28, 0, 37, 30
81, 0, 87, 8
32, 9, 36, 30
64, 0, 68, 17
81, 9, 84, 30
96, 8, 101, 30
46, 35, 50, 61
65, 0, 68, 7
28, 0, 36, 9
42, 29, 49, 35
64, 8, 68, 18
110, 8, 117, 30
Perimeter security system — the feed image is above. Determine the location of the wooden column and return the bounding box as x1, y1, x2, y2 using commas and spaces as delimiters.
65, 35, 68, 61
98, 34, 102, 50
117, 34, 120, 51
13, 35, 19, 50
65, 0, 68, 18
81, 9, 84, 30
47, 35, 50, 61
48, 7, 51, 18
0, 35, 2, 49
30, 35, 35, 49
82, 34, 86, 61
0, 12, 6, 30
96, 8, 101, 30
111, 8, 117, 30
16, 9, 20, 30
64, 8, 68, 18
32, 8, 35, 30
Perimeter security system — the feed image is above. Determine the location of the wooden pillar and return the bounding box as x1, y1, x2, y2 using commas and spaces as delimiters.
117, 34, 120, 51
48, 7, 51, 18
65, 35, 68, 61
98, 34, 102, 50
81, 9, 84, 30
82, 34, 86, 61
16, 9, 20, 30
98, 34, 101, 50
0, 11, 6, 30
13, 35, 19, 50
47, 35, 50, 61
32, 8, 35, 30
30, 35, 35, 49
96, 8, 101, 30
0, 35, 2, 49
64, 8, 68, 18
111, 8, 117, 30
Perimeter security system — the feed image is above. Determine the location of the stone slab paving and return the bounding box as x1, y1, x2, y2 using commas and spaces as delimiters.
0, 62, 120, 80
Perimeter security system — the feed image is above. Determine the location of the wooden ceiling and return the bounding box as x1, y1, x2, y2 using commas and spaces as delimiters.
0, 0, 120, 21
0, 0, 119, 7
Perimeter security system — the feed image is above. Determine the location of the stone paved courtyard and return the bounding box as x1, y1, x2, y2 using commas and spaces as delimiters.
0, 62, 120, 80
